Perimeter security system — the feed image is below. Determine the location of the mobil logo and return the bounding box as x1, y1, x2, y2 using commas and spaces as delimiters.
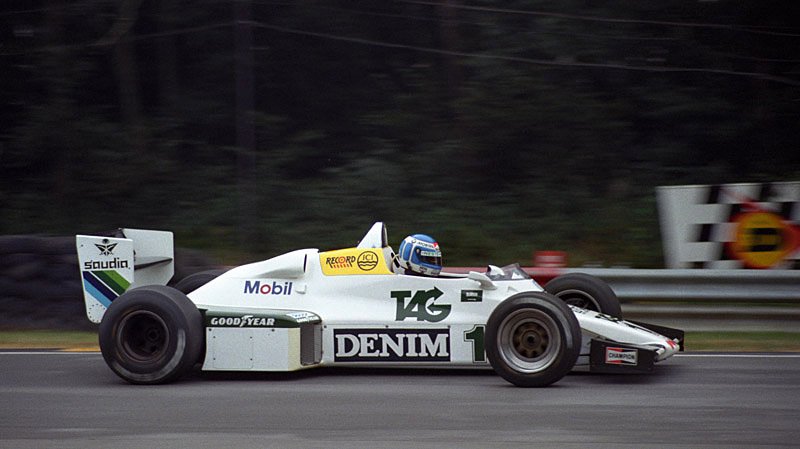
243, 280, 293, 296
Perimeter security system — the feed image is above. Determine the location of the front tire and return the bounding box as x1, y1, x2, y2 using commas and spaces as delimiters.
545, 273, 622, 318
99, 285, 203, 384
486, 292, 581, 387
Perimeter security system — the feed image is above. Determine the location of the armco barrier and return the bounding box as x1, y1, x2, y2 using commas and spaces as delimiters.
447, 267, 800, 303
562, 268, 800, 303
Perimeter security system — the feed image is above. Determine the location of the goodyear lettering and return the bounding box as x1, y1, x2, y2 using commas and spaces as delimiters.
392, 287, 451, 322
243, 280, 293, 296
83, 258, 130, 270
334, 329, 450, 362
209, 315, 276, 327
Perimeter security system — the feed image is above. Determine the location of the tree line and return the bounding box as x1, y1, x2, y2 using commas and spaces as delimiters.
2, 0, 799, 267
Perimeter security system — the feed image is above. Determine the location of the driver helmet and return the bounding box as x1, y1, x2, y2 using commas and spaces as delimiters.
396, 234, 442, 276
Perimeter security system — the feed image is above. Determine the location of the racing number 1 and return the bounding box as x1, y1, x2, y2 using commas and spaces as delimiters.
464, 325, 486, 363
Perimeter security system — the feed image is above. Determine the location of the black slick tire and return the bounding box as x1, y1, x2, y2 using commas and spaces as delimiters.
173, 269, 227, 294
98, 285, 203, 384
485, 292, 582, 387
545, 273, 622, 318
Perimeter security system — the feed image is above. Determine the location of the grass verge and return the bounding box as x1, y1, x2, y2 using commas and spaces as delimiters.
686, 331, 800, 352
1, 330, 799, 352
0, 330, 99, 351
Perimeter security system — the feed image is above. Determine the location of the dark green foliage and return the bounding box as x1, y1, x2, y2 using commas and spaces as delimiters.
1, 0, 798, 267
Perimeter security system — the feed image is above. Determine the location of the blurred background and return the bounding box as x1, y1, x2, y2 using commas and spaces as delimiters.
2, 0, 800, 268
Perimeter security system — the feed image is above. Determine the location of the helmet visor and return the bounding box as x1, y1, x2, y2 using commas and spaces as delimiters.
417, 249, 442, 267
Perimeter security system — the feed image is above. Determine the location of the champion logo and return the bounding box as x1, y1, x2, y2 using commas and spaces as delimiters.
605, 347, 638, 365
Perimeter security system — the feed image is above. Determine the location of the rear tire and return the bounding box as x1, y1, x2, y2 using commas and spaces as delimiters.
174, 269, 227, 294
545, 273, 622, 318
486, 292, 581, 387
99, 285, 203, 384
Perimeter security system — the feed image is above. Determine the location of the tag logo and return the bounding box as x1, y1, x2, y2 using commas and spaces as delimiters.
391, 288, 451, 322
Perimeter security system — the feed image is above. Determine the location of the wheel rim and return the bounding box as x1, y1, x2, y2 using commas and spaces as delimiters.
497, 309, 561, 374
116, 310, 169, 363
556, 288, 600, 311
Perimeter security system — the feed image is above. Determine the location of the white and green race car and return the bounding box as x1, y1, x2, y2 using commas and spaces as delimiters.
76, 222, 682, 387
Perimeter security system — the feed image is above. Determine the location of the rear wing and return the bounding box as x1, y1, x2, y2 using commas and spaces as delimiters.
76, 229, 174, 323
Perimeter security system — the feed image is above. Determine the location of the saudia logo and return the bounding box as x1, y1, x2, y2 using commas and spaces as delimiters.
84, 239, 131, 270
243, 280, 293, 296
334, 329, 450, 362
83, 258, 130, 270
392, 287, 451, 322
95, 242, 118, 256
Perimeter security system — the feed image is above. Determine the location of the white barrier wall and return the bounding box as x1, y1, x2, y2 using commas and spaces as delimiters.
657, 182, 800, 269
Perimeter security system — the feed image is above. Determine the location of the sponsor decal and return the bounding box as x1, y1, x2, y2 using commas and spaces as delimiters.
326, 255, 356, 269
243, 280, 293, 296
83, 258, 131, 271
392, 287, 451, 322
605, 347, 638, 365
82, 239, 130, 270
319, 248, 392, 276
209, 315, 276, 327
356, 251, 379, 271
285, 311, 320, 323
334, 328, 450, 362
460, 290, 483, 302
94, 241, 118, 256
207, 312, 319, 329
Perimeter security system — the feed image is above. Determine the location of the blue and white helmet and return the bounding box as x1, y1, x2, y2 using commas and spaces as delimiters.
397, 234, 442, 276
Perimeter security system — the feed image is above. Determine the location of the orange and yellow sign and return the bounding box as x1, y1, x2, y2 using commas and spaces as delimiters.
727, 212, 800, 269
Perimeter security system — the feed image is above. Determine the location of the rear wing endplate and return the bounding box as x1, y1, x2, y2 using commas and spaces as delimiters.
76, 229, 174, 323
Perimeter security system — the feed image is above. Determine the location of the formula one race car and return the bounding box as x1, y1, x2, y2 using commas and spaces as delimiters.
76, 222, 683, 387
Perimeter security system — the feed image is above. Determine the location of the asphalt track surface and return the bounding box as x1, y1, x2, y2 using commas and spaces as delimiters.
2, 352, 799, 449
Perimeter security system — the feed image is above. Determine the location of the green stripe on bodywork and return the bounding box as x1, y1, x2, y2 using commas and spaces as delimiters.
95, 270, 130, 295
